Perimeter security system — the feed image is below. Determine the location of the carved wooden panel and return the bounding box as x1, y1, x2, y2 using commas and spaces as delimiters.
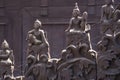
4, 0, 120, 76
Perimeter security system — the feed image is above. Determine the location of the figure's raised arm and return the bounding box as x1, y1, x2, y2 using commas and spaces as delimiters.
9, 50, 14, 65
81, 11, 88, 31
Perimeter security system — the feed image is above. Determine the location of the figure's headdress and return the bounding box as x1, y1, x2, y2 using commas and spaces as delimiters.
35, 19, 42, 26
1, 40, 9, 49
74, 3, 80, 11
73, 3, 80, 12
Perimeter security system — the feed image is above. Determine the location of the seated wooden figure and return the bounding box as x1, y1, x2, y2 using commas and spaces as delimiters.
27, 19, 51, 60
65, 3, 90, 48
0, 40, 14, 80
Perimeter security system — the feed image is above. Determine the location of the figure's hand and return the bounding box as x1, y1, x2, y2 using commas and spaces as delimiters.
82, 11, 88, 20
28, 43, 32, 47
8, 51, 12, 57
85, 24, 91, 33
65, 29, 69, 32
88, 49, 97, 57
11, 65, 14, 70
85, 29, 90, 33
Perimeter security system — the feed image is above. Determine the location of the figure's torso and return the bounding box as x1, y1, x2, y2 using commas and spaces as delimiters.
70, 17, 83, 32
29, 29, 43, 42
0, 50, 12, 64
103, 5, 114, 20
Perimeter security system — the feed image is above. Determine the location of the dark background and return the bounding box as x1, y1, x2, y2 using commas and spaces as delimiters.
0, 0, 119, 76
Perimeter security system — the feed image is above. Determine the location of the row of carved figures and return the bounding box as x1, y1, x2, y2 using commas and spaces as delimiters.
0, 0, 120, 80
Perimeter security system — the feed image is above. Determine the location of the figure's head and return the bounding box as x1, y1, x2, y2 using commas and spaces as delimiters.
79, 43, 89, 53
72, 3, 80, 17
105, 0, 114, 5
61, 49, 67, 60
117, 4, 120, 10
34, 19, 42, 29
39, 54, 48, 63
66, 45, 76, 59
102, 38, 109, 46
1, 40, 9, 50
27, 55, 36, 64
102, 34, 113, 46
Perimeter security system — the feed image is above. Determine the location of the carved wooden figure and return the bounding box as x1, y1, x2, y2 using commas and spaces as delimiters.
101, 0, 115, 35
0, 40, 14, 80
27, 19, 51, 60
65, 3, 90, 47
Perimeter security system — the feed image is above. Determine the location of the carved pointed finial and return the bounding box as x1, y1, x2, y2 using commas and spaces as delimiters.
1, 40, 9, 49
75, 3, 78, 9
74, 2, 80, 11
72, 2, 80, 16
